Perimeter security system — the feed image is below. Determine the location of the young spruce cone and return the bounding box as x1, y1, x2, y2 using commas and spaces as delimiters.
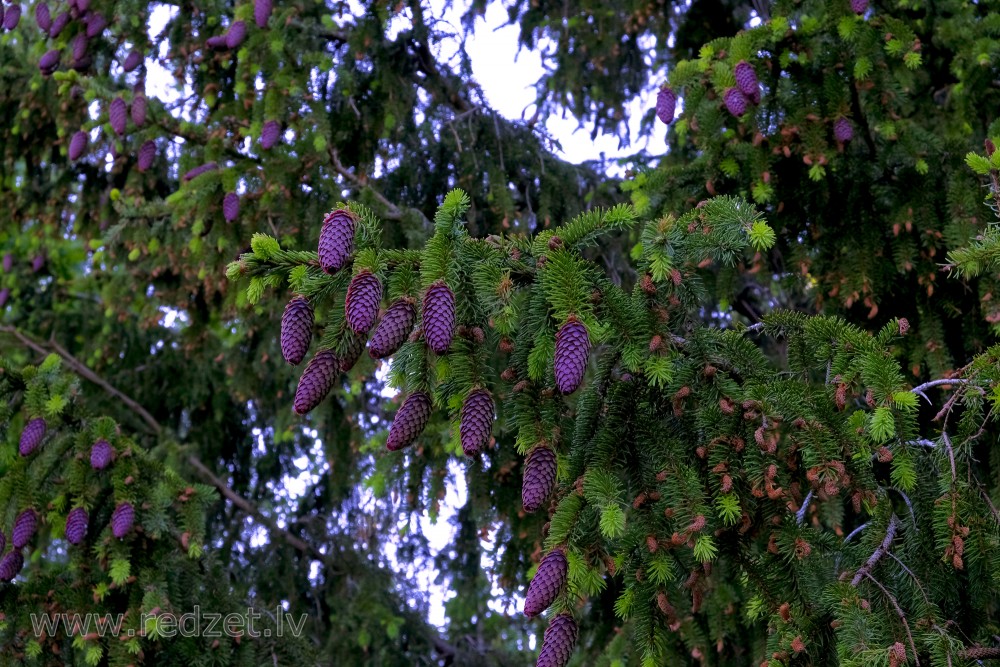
65, 507, 88, 545
3, 4, 20, 30
85, 12, 107, 38
109, 97, 127, 136
19, 417, 45, 456
137, 140, 156, 172
851, 0, 868, 14
12, 509, 38, 549
318, 209, 355, 274
0, 552, 23, 582
0, 289, 8, 308
2, 253, 10, 273
536, 614, 578, 667
723, 88, 748, 117
112, 502, 134, 538
422, 281, 455, 355
338, 334, 365, 373
223, 192, 240, 222
131, 95, 147, 127
524, 550, 568, 617
122, 50, 142, 72
226, 20, 247, 48
834, 116, 854, 142
90, 439, 114, 470
69, 130, 87, 161
35, 3, 51, 31
522, 446, 557, 512
369, 299, 416, 359
656, 86, 676, 125
39, 49, 60, 75
49, 11, 69, 38
280, 296, 314, 365
292, 349, 338, 415
255, 0, 273, 27
459, 389, 494, 456
346, 271, 383, 334
386, 392, 433, 451
260, 120, 281, 149
553, 318, 590, 394
206, 34, 228, 50
734, 60, 758, 97
183, 162, 217, 181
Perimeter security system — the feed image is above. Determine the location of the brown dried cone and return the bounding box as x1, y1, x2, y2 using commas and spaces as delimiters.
536, 614, 578, 667
386, 392, 433, 451
553, 317, 590, 394
345, 270, 383, 334
338, 333, 365, 373
369, 299, 416, 359
422, 280, 456, 355
524, 549, 568, 617
280, 296, 314, 365
459, 389, 494, 456
318, 209, 355, 274
522, 445, 557, 512
292, 349, 338, 415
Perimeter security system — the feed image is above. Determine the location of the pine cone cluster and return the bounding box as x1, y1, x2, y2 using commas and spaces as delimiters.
522, 446, 557, 512
90, 439, 114, 470
281, 296, 314, 365
12, 510, 38, 549
369, 299, 416, 359
536, 614, 578, 667
656, 87, 676, 125
554, 318, 590, 394
293, 349, 338, 415
19, 418, 46, 456
524, 550, 568, 617
112, 503, 134, 538
386, 392, 433, 451
345, 271, 383, 334
318, 209, 355, 274
65, 508, 88, 545
422, 281, 455, 355
459, 390, 494, 456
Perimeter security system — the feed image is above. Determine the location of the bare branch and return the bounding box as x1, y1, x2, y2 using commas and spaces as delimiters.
852, 514, 900, 587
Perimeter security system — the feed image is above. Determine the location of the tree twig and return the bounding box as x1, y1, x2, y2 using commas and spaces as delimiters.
863, 572, 920, 666
852, 514, 899, 586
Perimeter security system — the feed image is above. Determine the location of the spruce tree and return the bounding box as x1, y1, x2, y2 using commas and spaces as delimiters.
3, 0, 1000, 666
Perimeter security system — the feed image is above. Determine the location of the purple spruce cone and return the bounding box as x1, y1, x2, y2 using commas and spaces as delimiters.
32, 254, 45, 273
834, 116, 854, 142
522, 446, 557, 513
0, 289, 9, 308
65, 508, 88, 545
109, 97, 127, 136
85, 12, 106, 38
19, 418, 45, 456
723, 88, 748, 117
90, 439, 114, 470
656, 86, 676, 125
524, 550, 568, 617
734, 60, 758, 97
260, 120, 281, 149
69, 130, 88, 161
223, 192, 240, 222
131, 95, 147, 127
3, 5, 20, 30
851, 0, 868, 14
183, 162, 217, 181
77, 0, 92, 11
111, 502, 134, 538
386, 392, 433, 451
536, 614, 578, 667
422, 281, 455, 355
293, 349, 338, 415
0, 552, 23, 582
39, 49, 60, 74
368, 299, 416, 359
49, 11, 68, 38
137, 140, 156, 172
0, 529, 4, 553
553, 318, 590, 394
338, 333, 365, 372
255, 0, 273, 28
2, 253, 10, 273
122, 50, 143, 72
206, 34, 228, 50
71, 33, 88, 63
459, 389, 494, 456
12, 510, 37, 549
35, 3, 51, 31
226, 20, 247, 49
280, 296, 314, 365
318, 209, 355, 274
345, 271, 383, 334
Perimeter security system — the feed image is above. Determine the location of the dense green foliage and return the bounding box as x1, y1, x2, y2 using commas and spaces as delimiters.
3, 0, 1000, 665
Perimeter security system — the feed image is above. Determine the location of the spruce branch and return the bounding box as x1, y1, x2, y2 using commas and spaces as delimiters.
862, 572, 920, 667
851, 514, 900, 586
959, 647, 1000, 660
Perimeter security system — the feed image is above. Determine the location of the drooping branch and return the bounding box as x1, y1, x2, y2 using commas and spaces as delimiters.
851, 514, 900, 587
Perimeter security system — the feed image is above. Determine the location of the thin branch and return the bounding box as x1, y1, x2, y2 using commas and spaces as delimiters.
796, 490, 814, 526
863, 572, 920, 667
844, 522, 869, 544
852, 514, 900, 586
910, 378, 971, 395
959, 647, 1000, 660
